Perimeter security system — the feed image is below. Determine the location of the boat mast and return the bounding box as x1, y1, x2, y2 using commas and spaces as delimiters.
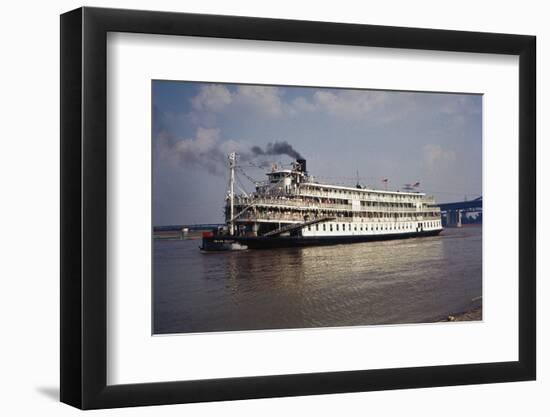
228, 152, 236, 235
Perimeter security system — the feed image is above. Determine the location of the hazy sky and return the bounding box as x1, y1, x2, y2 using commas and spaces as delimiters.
153, 81, 482, 226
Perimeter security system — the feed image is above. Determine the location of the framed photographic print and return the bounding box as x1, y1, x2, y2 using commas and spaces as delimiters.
60, 7, 536, 409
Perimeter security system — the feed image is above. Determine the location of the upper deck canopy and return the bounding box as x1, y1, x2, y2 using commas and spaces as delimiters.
301, 182, 425, 197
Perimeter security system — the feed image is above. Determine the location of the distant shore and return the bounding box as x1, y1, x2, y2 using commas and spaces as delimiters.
444, 306, 482, 322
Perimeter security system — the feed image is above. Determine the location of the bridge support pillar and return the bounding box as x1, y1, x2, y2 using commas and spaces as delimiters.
447, 210, 462, 228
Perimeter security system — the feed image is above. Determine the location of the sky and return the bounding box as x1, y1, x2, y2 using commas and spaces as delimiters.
152, 81, 482, 226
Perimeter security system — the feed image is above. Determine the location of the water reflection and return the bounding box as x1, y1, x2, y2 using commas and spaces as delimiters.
154, 227, 482, 334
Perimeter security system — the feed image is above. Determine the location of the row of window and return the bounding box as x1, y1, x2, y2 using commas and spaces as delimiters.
306, 221, 441, 233
302, 186, 424, 200
234, 204, 440, 219
360, 201, 417, 208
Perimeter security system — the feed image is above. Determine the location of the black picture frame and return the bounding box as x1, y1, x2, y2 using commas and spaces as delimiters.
60, 6, 536, 410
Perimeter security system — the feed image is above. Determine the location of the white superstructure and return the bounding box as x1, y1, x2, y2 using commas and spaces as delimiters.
225, 157, 442, 239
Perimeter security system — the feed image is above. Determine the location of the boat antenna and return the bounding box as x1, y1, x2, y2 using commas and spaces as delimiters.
228, 152, 236, 235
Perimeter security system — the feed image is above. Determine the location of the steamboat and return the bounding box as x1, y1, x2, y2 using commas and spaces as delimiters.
200, 153, 442, 251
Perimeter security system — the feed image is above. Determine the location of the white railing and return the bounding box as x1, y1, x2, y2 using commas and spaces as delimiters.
234, 212, 441, 223
297, 189, 435, 203
240, 187, 435, 202
233, 198, 440, 214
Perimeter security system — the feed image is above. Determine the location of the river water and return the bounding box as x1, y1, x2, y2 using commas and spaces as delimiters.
153, 226, 482, 334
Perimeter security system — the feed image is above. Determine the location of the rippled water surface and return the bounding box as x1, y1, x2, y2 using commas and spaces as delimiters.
153, 226, 482, 334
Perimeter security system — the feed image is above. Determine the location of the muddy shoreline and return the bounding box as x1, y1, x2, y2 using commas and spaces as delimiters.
444, 306, 482, 322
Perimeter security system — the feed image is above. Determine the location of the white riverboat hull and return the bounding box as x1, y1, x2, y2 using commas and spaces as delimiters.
201, 228, 442, 250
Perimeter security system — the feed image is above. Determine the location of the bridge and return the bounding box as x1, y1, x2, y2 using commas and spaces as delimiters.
437, 197, 482, 227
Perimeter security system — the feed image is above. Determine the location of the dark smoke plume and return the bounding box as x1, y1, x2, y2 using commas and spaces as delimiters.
158, 129, 304, 177
250, 141, 303, 160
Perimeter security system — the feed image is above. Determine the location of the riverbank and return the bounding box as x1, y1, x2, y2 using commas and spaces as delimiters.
445, 306, 482, 322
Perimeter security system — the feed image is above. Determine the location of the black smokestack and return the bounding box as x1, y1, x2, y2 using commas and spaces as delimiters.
250, 140, 303, 160
296, 158, 306, 173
